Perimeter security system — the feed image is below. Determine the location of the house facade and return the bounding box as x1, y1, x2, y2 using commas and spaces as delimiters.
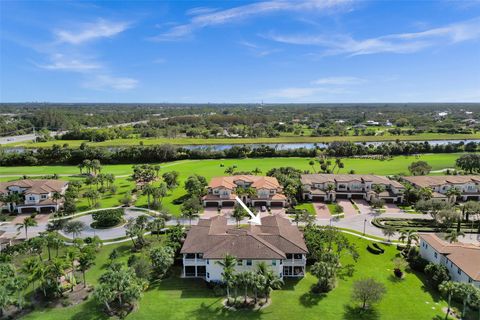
301, 174, 405, 203
419, 233, 480, 288
0, 179, 68, 214
202, 175, 287, 208
180, 215, 308, 281
402, 176, 480, 202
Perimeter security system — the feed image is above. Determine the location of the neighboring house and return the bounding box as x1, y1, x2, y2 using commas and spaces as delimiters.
402, 176, 480, 202
301, 174, 405, 203
419, 233, 480, 288
0, 179, 68, 214
180, 215, 308, 281
202, 175, 287, 208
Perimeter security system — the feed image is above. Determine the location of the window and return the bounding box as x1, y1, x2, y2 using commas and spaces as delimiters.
294, 254, 303, 260
41, 194, 47, 199
434, 252, 437, 258
468, 278, 472, 283
286, 254, 293, 259
237, 259, 243, 266
280, 260, 282, 265
206, 260, 209, 265
185, 253, 195, 259
458, 267, 461, 275
207, 272, 210, 278
246, 260, 252, 266
29, 196, 35, 201
272, 260, 276, 266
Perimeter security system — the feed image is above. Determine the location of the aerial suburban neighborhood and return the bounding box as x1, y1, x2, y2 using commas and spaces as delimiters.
1, 0, 480, 319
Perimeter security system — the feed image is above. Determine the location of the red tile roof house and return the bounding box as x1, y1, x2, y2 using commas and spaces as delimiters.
419, 233, 480, 288
301, 174, 405, 203
402, 176, 480, 202
202, 175, 287, 208
0, 179, 68, 214
180, 215, 308, 281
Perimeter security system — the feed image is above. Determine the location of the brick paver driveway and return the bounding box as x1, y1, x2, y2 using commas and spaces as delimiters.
336, 199, 358, 217
201, 207, 220, 219
313, 202, 331, 219
353, 199, 372, 214
384, 203, 403, 213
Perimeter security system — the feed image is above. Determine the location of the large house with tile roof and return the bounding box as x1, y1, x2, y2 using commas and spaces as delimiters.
402, 176, 480, 202
301, 174, 405, 203
0, 179, 68, 214
202, 175, 287, 208
180, 215, 308, 281
419, 233, 480, 288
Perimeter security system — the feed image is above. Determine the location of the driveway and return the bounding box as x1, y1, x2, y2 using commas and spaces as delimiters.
353, 199, 372, 214
384, 203, 403, 214
201, 207, 219, 219
336, 199, 358, 217
313, 202, 331, 219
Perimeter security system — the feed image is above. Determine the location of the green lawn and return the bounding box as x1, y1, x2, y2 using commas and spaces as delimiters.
22, 233, 451, 320
0, 154, 465, 215
293, 203, 315, 215
7, 132, 480, 148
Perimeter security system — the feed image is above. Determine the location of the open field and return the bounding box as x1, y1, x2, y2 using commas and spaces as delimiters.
0, 153, 465, 215
6, 132, 480, 148
21, 233, 451, 320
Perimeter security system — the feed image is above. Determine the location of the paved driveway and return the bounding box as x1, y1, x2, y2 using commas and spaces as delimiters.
353, 199, 372, 214
201, 207, 219, 219
337, 199, 358, 217
313, 202, 331, 219
384, 203, 402, 213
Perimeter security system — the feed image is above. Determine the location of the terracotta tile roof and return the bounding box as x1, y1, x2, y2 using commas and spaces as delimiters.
209, 175, 281, 190
420, 233, 480, 280
301, 174, 404, 188
0, 179, 67, 194
181, 215, 308, 259
403, 176, 480, 188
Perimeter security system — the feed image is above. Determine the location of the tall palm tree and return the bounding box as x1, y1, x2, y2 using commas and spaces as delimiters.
445, 188, 461, 204
256, 262, 283, 303
16, 216, 37, 239
148, 216, 166, 238
216, 254, 237, 302
142, 184, 155, 209
326, 184, 335, 201
419, 187, 433, 200
252, 167, 262, 175
236, 271, 253, 304
439, 281, 458, 320
308, 160, 316, 173
52, 192, 62, 206
399, 229, 418, 251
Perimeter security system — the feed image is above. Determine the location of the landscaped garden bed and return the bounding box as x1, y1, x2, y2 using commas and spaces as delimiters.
372, 217, 480, 233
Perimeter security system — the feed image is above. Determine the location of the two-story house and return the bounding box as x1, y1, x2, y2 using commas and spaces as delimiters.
402, 176, 480, 202
0, 179, 69, 214
180, 215, 308, 281
202, 175, 287, 208
419, 233, 480, 288
301, 174, 405, 203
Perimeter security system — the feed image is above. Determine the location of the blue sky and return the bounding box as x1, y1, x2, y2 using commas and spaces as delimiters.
1, 0, 479, 103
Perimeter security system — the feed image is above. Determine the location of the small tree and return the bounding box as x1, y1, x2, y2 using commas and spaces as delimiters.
181, 197, 202, 226
424, 263, 450, 289
232, 204, 247, 227
351, 278, 386, 310
16, 216, 37, 240
149, 246, 175, 279
382, 226, 396, 241
408, 161, 432, 176
78, 246, 96, 288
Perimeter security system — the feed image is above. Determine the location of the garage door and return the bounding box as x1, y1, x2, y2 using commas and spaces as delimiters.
312, 196, 326, 201
383, 198, 394, 203
255, 201, 267, 206
336, 194, 348, 199
20, 207, 36, 214
205, 202, 219, 207
271, 202, 283, 207
351, 194, 364, 199
40, 206, 56, 213
222, 201, 235, 207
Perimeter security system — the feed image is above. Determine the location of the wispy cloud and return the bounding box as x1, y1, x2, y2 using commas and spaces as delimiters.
186, 7, 218, 16
238, 41, 280, 57
83, 74, 138, 90
266, 86, 348, 99
312, 76, 365, 85
152, 0, 350, 41
55, 19, 130, 45
35, 54, 101, 72
265, 17, 480, 55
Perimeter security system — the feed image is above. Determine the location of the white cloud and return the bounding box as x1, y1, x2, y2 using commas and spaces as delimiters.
186, 7, 218, 16
36, 54, 101, 72
55, 19, 129, 44
265, 17, 480, 55
152, 0, 350, 41
83, 75, 138, 90
312, 76, 365, 85
238, 41, 280, 57
266, 86, 348, 99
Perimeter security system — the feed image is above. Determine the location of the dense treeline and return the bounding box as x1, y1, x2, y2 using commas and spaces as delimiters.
1, 103, 478, 138
1, 141, 477, 166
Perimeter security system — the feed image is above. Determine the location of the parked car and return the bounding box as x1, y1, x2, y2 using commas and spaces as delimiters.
261, 206, 267, 212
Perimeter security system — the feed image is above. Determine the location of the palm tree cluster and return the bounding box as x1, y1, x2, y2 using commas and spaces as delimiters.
308, 157, 345, 174
77, 159, 102, 176
217, 254, 283, 307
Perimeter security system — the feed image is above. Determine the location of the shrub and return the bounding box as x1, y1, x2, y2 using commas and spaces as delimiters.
367, 245, 383, 255
92, 208, 124, 228
371, 198, 385, 209
333, 204, 343, 214
424, 263, 450, 289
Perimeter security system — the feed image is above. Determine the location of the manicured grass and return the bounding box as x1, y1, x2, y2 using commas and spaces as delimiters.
0, 154, 465, 216
8, 132, 480, 148
293, 203, 315, 215
22, 233, 451, 320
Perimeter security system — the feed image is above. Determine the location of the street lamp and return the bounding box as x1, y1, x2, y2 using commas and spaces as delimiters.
363, 218, 367, 236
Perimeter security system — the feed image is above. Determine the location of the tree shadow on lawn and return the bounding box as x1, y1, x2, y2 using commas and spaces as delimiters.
282, 278, 302, 291
189, 301, 265, 320
173, 194, 190, 205
70, 299, 109, 320
343, 305, 380, 320
409, 269, 444, 303
299, 289, 327, 308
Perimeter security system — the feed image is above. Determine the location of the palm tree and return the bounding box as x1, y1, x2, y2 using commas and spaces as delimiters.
326, 183, 335, 201
256, 262, 283, 303
382, 225, 396, 241
252, 167, 262, 175
236, 271, 253, 304
445, 188, 461, 203
439, 281, 458, 320
419, 187, 433, 200
63, 220, 86, 239
445, 229, 465, 243
52, 192, 62, 206
5, 193, 21, 212
216, 254, 237, 302
308, 160, 316, 173
77, 162, 84, 175
16, 216, 37, 239
21, 257, 40, 291
399, 229, 418, 251
142, 184, 155, 209
148, 216, 166, 238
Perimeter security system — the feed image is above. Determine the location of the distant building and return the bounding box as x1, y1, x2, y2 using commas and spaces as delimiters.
180, 215, 308, 281
202, 175, 287, 208
0, 179, 68, 214
301, 174, 405, 203
402, 176, 480, 202
419, 233, 480, 288
365, 120, 380, 126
